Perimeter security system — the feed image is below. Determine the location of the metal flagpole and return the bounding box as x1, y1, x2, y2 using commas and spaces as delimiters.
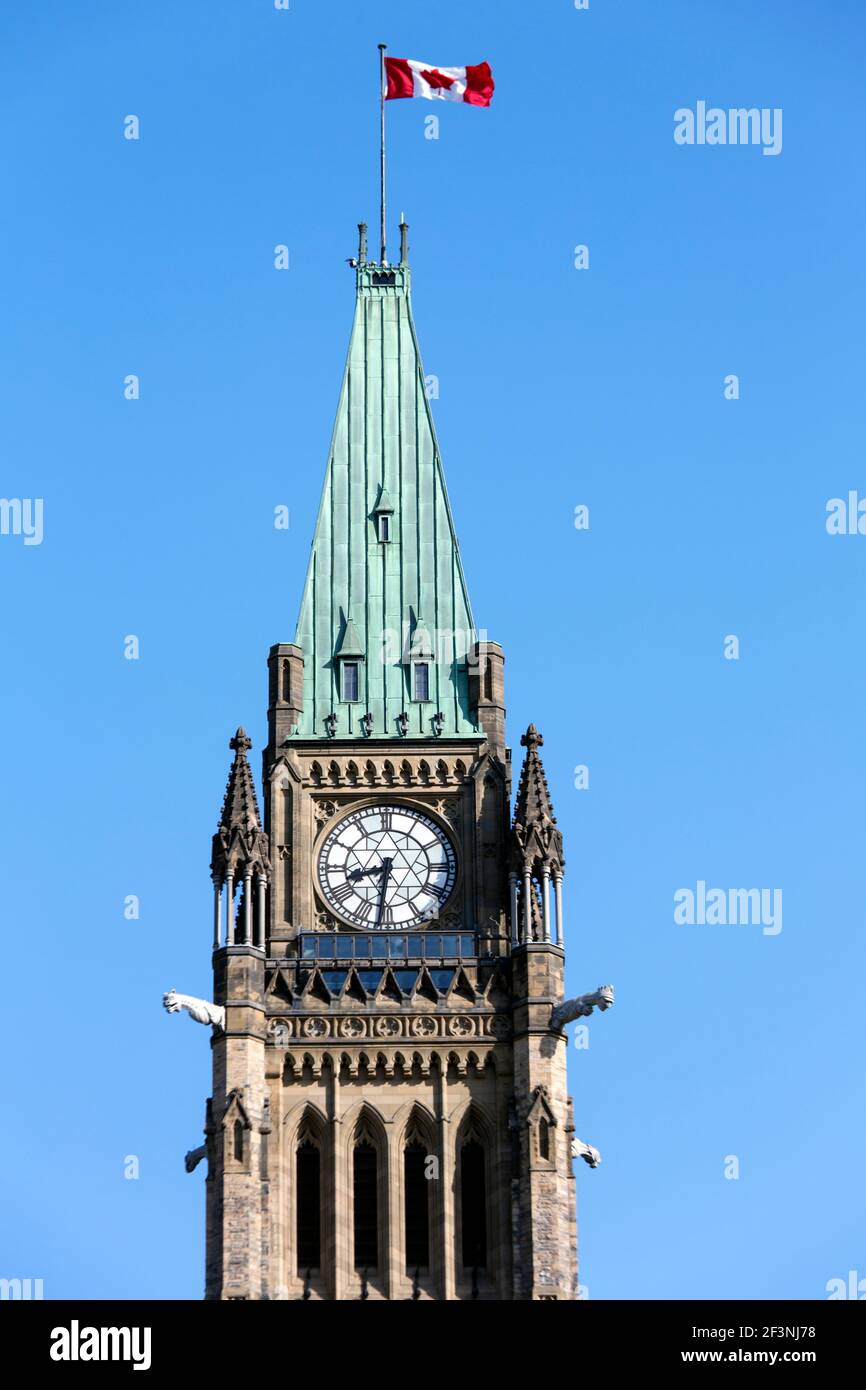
378, 42, 387, 263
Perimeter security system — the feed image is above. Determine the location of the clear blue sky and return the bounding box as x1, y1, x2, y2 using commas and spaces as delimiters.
1, 0, 864, 1300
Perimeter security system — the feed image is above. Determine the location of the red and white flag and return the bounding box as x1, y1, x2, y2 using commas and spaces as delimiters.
384, 57, 494, 107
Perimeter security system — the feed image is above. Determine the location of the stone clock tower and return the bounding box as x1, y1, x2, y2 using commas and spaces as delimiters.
182, 223, 612, 1301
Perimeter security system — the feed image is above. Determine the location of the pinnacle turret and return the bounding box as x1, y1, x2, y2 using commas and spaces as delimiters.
211, 727, 271, 888
510, 725, 565, 948
511, 725, 564, 878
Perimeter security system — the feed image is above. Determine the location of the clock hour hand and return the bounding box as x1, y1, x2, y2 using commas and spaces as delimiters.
347, 863, 386, 883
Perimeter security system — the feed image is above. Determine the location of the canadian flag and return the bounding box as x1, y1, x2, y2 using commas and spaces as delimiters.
384, 57, 494, 107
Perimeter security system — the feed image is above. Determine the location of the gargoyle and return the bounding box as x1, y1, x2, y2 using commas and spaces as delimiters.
163, 989, 225, 1030
572, 1138, 601, 1168
550, 984, 614, 1031
185, 1145, 207, 1173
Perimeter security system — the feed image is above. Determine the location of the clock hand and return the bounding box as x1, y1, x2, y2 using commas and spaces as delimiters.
346, 864, 384, 882
376, 857, 392, 927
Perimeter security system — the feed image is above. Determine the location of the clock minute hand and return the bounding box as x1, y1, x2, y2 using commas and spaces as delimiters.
376, 857, 392, 927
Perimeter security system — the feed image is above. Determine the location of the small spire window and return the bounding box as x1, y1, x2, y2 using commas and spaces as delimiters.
412, 661, 429, 703
341, 661, 360, 703
372, 485, 395, 544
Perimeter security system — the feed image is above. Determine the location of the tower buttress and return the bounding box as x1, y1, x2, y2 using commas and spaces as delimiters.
509, 725, 576, 1300
207, 728, 271, 1300
469, 639, 506, 760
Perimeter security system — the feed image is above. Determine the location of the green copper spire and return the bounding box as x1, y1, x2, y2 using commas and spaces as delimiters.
293, 229, 478, 740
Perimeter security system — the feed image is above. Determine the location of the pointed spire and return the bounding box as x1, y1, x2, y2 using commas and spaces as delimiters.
211, 728, 271, 884
511, 725, 564, 876
293, 238, 477, 739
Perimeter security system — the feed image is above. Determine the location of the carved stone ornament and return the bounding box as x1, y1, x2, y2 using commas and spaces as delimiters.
339, 1017, 366, 1039
550, 984, 615, 1032
374, 1017, 402, 1038
184, 1145, 207, 1173
572, 1138, 602, 1168
448, 1016, 475, 1037
268, 1020, 291, 1045
303, 1017, 329, 1038
314, 800, 338, 826
433, 798, 460, 828
411, 1016, 437, 1037
163, 989, 225, 1030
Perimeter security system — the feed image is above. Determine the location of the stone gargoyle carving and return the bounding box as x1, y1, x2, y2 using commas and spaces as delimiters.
572, 1138, 601, 1168
550, 984, 614, 1032
185, 1145, 207, 1173
163, 989, 225, 1030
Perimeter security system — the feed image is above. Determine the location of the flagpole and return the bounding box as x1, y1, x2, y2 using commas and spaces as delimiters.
378, 42, 387, 263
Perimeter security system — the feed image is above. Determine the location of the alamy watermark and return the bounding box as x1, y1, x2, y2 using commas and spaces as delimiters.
674, 881, 782, 936
674, 102, 782, 157
0, 497, 43, 545
50, 1321, 151, 1371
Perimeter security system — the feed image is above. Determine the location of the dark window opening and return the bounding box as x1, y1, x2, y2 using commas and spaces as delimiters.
378, 514, 390, 542
281, 660, 292, 703
413, 662, 429, 702
353, 1140, 378, 1269
233, 1119, 244, 1163
460, 1140, 487, 1269
483, 658, 493, 701
342, 661, 359, 703
539, 1118, 550, 1161
296, 1140, 321, 1271
233, 887, 245, 945
404, 1141, 430, 1270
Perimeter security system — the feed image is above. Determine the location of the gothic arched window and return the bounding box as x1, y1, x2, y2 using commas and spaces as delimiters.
281, 660, 291, 703
460, 1138, 487, 1270
404, 1137, 430, 1271
353, 1133, 378, 1270
296, 1137, 321, 1273
233, 1119, 244, 1163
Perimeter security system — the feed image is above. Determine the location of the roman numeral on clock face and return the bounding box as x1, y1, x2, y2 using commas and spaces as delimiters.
331, 881, 355, 904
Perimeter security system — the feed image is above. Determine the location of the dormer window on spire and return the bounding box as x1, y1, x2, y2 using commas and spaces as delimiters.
408, 619, 434, 703
335, 616, 364, 704
372, 485, 395, 544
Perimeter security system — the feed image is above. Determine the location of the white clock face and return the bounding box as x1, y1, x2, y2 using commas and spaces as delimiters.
317, 805, 457, 930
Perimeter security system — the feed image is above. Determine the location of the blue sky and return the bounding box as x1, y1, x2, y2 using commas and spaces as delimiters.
1, 0, 864, 1300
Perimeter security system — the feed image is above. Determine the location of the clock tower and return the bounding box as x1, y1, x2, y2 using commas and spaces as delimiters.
197, 223, 598, 1300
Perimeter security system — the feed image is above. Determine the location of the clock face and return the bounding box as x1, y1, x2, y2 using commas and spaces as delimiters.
317, 805, 457, 930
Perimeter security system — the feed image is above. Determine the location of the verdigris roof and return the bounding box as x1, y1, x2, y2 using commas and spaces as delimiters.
293, 247, 478, 740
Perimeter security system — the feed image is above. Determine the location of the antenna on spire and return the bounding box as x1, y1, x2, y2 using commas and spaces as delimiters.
378, 43, 388, 264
